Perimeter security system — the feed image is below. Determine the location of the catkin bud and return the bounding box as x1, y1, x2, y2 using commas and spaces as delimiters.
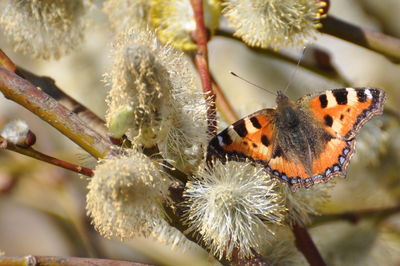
1, 120, 36, 147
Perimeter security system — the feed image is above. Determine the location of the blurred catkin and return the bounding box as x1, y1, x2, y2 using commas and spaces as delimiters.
0, 0, 90, 59
150, 0, 221, 50
86, 150, 169, 240
277, 183, 330, 226
222, 0, 326, 50
102, 0, 150, 32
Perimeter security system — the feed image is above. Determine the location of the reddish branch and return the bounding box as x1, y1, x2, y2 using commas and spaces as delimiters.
211, 75, 239, 124
320, 15, 400, 62
0, 137, 94, 177
190, 0, 217, 137
0, 67, 112, 158
292, 223, 326, 266
0, 256, 150, 266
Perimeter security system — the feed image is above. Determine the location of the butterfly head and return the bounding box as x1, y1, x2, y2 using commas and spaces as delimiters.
276, 90, 290, 106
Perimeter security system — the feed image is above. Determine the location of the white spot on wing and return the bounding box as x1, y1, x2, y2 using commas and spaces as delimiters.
326, 90, 337, 108
244, 118, 258, 134
217, 136, 224, 146
346, 88, 358, 105
365, 89, 372, 99
228, 126, 242, 142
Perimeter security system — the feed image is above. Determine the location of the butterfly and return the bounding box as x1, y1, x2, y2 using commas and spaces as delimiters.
207, 88, 386, 191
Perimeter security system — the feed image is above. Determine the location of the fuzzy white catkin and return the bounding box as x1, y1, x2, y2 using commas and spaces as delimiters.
86, 150, 169, 240
105, 26, 208, 173
0, 0, 89, 59
222, 0, 325, 50
184, 160, 287, 259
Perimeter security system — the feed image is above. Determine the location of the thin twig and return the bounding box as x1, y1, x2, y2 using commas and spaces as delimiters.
0, 136, 94, 177
190, 0, 217, 137
312, 206, 400, 227
0, 256, 150, 266
320, 15, 400, 63
211, 74, 239, 124
0, 67, 112, 158
292, 223, 327, 266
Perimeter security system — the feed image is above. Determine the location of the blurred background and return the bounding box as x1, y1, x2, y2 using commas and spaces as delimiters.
0, 0, 400, 265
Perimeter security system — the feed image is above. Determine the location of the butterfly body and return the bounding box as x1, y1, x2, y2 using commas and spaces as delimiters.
208, 88, 386, 191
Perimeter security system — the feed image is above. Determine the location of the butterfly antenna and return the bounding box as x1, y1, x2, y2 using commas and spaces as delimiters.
283, 46, 307, 94
230, 72, 277, 96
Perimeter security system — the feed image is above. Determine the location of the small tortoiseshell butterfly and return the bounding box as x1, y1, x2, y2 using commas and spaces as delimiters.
207, 88, 386, 191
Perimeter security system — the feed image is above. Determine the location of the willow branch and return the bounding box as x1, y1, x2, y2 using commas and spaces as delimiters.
312, 205, 400, 227
0, 136, 94, 177
211, 74, 239, 124
0, 256, 150, 266
190, 0, 217, 137
0, 49, 115, 143
320, 15, 400, 63
292, 223, 326, 266
0, 67, 112, 158
215, 29, 351, 86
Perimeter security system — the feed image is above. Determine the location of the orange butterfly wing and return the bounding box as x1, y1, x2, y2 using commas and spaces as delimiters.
298, 88, 385, 186
208, 109, 276, 162
208, 88, 386, 191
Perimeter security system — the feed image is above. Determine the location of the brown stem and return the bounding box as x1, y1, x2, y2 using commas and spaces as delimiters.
190, 0, 217, 137
0, 256, 151, 266
211, 74, 239, 124
292, 223, 326, 266
312, 205, 400, 227
0, 49, 16, 72
0, 137, 94, 177
0, 49, 115, 144
215, 29, 351, 86
0, 67, 112, 158
320, 15, 400, 63
16, 67, 110, 138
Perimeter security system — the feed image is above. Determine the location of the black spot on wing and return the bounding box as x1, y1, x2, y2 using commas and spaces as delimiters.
319, 94, 328, 108
252, 143, 258, 148
250, 117, 262, 129
333, 88, 348, 105
219, 129, 232, 145
324, 114, 333, 127
356, 89, 367, 102
261, 135, 270, 147
233, 121, 248, 137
